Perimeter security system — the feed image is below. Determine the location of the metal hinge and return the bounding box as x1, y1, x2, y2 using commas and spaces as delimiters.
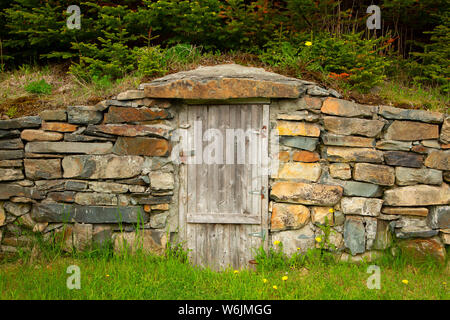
179, 150, 195, 157
249, 230, 266, 239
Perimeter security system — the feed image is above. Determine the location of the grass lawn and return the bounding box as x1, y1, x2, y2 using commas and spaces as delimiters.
0, 249, 448, 300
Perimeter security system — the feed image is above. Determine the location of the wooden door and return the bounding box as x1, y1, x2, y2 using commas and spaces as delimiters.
178, 104, 269, 270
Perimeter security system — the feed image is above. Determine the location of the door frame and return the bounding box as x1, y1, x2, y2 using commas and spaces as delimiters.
178, 103, 270, 266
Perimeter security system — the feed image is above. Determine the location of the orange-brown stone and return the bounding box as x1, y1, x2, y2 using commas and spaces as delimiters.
399, 237, 446, 263
292, 150, 320, 162
276, 121, 321, 137
141, 64, 306, 99
105, 107, 170, 123
271, 203, 310, 231
144, 78, 301, 99
270, 181, 343, 206
304, 96, 323, 109
321, 97, 375, 117
113, 137, 171, 157
278, 151, 290, 162
21, 129, 63, 141
87, 124, 170, 139
41, 122, 78, 132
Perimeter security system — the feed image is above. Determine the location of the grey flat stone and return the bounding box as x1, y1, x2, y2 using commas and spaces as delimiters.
280, 136, 318, 151
0, 130, 20, 139
0, 184, 44, 200
0, 116, 41, 129
427, 206, 450, 229
0, 150, 24, 160
344, 218, 366, 255
25, 142, 113, 154
379, 105, 444, 124
32, 203, 148, 224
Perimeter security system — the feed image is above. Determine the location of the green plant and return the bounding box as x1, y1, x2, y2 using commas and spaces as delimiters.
5, 105, 17, 118
165, 43, 203, 66
254, 241, 290, 271
91, 75, 113, 90
409, 10, 450, 94
24, 78, 52, 94
315, 216, 337, 252
69, 4, 141, 81
134, 46, 167, 77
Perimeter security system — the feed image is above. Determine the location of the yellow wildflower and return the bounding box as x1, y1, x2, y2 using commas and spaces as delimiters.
234, 270, 239, 274
263, 278, 268, 283
402, 280, 408, 285
282, 276, 288, 281
315, 237, 322, 243
305, 41, 312, 46
274, 240, 281, 246
329, 208, 334, 213
273, 285, 278, 290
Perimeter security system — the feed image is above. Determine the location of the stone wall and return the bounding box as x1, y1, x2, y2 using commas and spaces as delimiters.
269, 96, 449, 262
0, 64, 448, 264
0, 91, 178, 254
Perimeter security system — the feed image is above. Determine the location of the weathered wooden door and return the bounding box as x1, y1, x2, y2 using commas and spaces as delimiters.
179, 104, 269, 270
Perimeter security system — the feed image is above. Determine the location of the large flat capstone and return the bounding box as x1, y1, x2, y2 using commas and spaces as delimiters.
140, 64, 313, 99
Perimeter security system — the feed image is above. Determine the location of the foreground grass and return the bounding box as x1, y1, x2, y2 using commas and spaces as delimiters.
0, 250, 448, 300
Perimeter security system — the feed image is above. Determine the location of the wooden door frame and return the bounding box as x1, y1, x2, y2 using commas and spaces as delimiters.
178, 103, 270, 255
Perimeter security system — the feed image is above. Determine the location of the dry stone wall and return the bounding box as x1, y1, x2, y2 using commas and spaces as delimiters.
0, 63, 448, 264
269, 96, 449, 263
0, 92, 177, 255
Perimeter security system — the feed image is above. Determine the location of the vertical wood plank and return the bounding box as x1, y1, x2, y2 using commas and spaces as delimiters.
234, 105, 243, 214
207, 105, 219, 270
261, 104, 270, 252
250, 105, 260, 260
186, 105, 197, 266
178, 104, 187, 247
196, 106, 208, 268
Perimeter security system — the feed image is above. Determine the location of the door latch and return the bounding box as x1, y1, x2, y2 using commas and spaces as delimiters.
249, 187, 265, 199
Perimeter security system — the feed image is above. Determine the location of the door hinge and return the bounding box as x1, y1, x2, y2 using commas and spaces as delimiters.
249, 230, 266, 239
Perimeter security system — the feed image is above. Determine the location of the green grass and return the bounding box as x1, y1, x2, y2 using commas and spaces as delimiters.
378, 81, 449, 112
24, 78, 53, 95
0, 246, 448, 300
